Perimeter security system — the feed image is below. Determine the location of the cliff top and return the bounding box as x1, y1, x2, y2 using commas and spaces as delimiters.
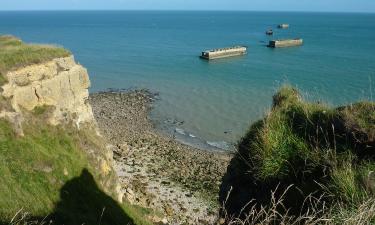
0, 35, 71, 85
221, 85, 375, 222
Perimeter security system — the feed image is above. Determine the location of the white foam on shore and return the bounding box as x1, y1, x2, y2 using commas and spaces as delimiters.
171, 127, 232, 152
175, 128, 186, 135
188, 133, 196, 138
151, 114, 234, 152
206, 141, 231, 150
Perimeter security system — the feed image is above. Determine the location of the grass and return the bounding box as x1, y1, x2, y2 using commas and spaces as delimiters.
253, 112, 310, 180
0, 35, 153, 224
32, 105, 50, 115
221, 85, 375, 223
222, 185, 375, 225
0, 118, 152, 225
0, 35, 71, 84
340, 102, 375, 142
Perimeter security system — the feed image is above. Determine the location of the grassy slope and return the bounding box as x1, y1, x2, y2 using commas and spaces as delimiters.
0, 36, 152, 224
0, 35, 71, 85
0, 119, 152, 225
221, 86, 375, 222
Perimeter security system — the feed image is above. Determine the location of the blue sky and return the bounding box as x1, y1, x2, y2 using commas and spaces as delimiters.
2, 0, 375, 12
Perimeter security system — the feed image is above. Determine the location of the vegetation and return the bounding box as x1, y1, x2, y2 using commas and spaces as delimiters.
0, 35, 71, 85
0, 117, 153, 225
32, 105, 50, 115
220, 85, 375, 224
0, 35, 154, 224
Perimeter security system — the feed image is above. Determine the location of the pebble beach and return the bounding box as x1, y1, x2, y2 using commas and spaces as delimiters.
89, 90, 232, 224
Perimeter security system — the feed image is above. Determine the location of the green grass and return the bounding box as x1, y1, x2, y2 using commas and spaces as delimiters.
0, 35, 71, 84
0, 35, 152, 224
222, 85, 375, 221
32, 105, 50, 115
0, 119, 152, 225
0, 73, 6, 86
340, 101, 375, 140
253, 112, 310, 179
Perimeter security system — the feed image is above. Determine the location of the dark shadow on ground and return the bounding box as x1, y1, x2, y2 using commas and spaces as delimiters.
49, 169, 134, 225
0, 169, 134, 225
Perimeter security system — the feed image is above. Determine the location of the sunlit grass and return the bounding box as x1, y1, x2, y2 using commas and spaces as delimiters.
0, 35, 71, 84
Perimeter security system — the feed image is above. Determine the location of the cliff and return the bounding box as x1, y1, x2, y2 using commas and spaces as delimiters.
0, 36, 151, 225
1, 56, 94, 133
2, 56, 93, 126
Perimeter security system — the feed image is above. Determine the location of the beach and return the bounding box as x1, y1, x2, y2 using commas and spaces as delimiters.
89, 90, 232, 224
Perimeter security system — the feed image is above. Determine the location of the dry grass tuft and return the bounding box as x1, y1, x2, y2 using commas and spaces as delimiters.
222, 185, 375, 225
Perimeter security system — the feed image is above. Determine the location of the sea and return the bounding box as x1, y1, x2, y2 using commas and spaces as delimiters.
1, 11, 374, 151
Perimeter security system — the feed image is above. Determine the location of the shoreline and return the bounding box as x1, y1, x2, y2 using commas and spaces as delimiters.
89, 89, 232, 224
99, 88, 236, 153
152, 123, 236, 153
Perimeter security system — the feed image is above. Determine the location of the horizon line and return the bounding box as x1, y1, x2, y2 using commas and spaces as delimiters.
0, 9, 374, 14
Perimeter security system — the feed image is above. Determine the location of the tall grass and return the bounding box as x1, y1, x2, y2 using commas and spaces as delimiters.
222, 185, 375, 225
0, 117, 152, 225
220, 85, 375, 224
0, 35, 71, 85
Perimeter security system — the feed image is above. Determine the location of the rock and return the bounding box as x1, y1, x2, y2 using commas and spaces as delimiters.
118, 142, 130, 154
150, 215, 168, 225
63, 168, 69, 176
218, 218, 225, 225
0, 52, 128, 214
0, 111, 24, 136
100, 158, 112, 175
164, 204, 174, 216
125, 188, 136, 204
1, 56, 94, 127
161, 218, 168, 224
89, 90, 232, 224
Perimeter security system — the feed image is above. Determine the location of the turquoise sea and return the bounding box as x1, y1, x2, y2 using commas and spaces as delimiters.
1, 11, 374, 150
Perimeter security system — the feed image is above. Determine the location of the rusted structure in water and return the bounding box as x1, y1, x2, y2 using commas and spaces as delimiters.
200, 46, 247, 60
268, 39, 303, 48
278, 24, 290, 29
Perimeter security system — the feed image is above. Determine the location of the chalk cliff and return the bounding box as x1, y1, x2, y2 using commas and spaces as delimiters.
0, 55, 124, 203
1, 56, 93, 127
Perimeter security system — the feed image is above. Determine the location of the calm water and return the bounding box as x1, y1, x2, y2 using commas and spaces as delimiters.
1, 11, 375, 150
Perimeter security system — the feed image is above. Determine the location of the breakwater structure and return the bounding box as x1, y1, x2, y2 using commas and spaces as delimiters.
278, 24, 290, 29
200, 46, 247, 60
268, 38, 303, 48
266, 29, 274, 35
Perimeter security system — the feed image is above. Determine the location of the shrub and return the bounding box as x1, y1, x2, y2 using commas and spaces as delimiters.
220, 86, 375, 223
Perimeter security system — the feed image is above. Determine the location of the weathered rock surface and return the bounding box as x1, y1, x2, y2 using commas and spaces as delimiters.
1, 56, 93, 126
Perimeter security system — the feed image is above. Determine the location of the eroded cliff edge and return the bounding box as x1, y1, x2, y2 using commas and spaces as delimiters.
1, 56, 93, 128
0, 54, 124, 197
0, 36, 149, 224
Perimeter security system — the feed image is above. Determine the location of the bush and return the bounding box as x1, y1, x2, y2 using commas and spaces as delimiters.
220, 86, 375, 223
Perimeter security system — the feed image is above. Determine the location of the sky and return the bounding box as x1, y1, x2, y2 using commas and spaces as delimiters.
1, 0, 375, 13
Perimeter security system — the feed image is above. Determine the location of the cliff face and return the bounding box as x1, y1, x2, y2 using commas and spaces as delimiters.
0, 55, 124, 203
1, 56, 94, 127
